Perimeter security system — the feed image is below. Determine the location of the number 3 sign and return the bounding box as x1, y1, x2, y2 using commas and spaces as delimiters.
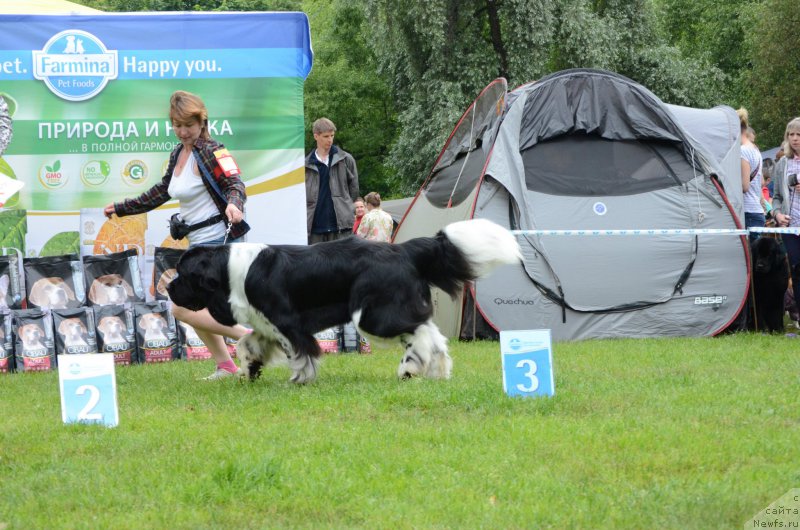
58, 354, 119, 427
500, 330, 555, 398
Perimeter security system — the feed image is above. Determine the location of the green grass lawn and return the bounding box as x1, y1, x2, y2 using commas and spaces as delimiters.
1, 334, 798, 529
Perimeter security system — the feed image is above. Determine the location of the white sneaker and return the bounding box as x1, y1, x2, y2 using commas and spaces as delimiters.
200, 368, 236, 381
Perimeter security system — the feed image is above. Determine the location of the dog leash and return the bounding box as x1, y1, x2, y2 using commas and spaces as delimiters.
223, 221, 233, 245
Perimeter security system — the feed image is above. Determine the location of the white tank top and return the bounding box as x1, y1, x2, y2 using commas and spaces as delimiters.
741, 143, 763, 215
167, 154, 226, 243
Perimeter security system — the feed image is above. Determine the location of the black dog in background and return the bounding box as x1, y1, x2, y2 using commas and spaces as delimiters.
750, 237, 789, 332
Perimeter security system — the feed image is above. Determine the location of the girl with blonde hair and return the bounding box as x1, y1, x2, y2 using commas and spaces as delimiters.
768, 117, 800, 320
737, 108, 765, 242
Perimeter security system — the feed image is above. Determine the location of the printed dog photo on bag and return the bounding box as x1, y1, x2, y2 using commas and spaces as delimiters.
155, 269, 177, 299
54, 307, 98, 355
20, 323, 47, 352
88, 274, 135, 305
24, 254, 85, 310
139, 313, 169, 342
83, 249, 145, 307
28, 277, 75, 309
152, 247, 185, 301
97, 315, 127, 344
59, 319, 89, 347
94, 304, 138, 364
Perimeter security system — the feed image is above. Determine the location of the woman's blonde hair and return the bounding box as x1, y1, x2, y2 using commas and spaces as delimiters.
169, 90, 210, 140
364, 191, 381, 207
782, 117, 800, 159
737, 107, 750, 132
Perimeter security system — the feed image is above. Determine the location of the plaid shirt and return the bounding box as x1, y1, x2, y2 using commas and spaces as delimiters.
113, 138, 248, 239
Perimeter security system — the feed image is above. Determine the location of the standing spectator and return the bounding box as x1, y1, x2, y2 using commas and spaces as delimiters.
352, 197, 366, 234
305, 118, 359, 244
104, 90, 251, 381
763, 158, 775, 200
768, 118, 800, 312
0, 95, 12, 155
356, 192, 394, 242
738, 108, 764, 243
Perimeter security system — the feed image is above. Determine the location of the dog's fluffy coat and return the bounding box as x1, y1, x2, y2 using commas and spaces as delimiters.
751, 237, 789, 332
168, 219, 521, 383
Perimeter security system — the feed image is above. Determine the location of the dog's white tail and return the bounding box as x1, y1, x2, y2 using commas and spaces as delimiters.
443, 219, 522, 278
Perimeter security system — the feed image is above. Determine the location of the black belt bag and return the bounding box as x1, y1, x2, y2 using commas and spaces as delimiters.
169, 213, 225, 240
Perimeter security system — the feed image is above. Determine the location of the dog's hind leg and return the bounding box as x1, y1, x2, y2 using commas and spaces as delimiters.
422, 321, 452, 379
237, 333, 290, 381
279, 332, 320, 384
397, 320, 452, 380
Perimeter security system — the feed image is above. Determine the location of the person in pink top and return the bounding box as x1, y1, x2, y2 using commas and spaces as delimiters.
352, 197, 366, 234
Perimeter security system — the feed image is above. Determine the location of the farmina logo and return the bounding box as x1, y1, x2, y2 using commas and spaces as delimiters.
33, 30, 118, 101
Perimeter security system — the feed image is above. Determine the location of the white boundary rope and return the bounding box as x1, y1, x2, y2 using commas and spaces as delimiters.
510, 227, 800, 236
748, 227, 800, 235
510, 228, 748, 236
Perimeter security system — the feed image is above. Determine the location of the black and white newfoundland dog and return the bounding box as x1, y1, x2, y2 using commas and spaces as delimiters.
167, 219, 521, 383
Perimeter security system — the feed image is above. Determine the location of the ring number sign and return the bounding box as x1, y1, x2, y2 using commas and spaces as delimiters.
500, 330, 555, 397
58, 354, 119, 427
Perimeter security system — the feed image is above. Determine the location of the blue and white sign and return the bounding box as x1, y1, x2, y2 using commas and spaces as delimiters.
33, 30, 119, 101
500, 329, 555, 397
58, 353, 119, 427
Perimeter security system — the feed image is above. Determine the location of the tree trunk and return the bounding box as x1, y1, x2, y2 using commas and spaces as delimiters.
485, 0, 508, 79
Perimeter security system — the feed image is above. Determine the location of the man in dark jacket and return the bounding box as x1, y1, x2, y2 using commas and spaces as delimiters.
305, 117, 359, 244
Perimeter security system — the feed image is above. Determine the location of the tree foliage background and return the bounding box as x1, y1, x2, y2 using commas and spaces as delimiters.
76, 0, 799, 197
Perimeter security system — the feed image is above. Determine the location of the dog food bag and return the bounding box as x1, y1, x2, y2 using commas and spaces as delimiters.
134, 301, 179, 363
341, 322, 359, 352
94, 304, 138, 365
0, 310, 13, 373
358, 335, 372, 355
152, 247, 184, 301
160, 299, 210, 360
0, 253, 23, 310
314, 325, 341, 354
177, 321, 212, 361
83, 249, 145, 306
53, 307, 98, 356
23, 254, 85, 310
225, 336, 239, 359
12, 308, 56, 372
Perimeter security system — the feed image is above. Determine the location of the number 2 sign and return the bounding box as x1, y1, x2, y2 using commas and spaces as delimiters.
500, 330, 555, 398
58, 354, 119, 427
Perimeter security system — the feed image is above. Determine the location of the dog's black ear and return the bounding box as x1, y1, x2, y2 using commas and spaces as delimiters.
179, 247, 221, 292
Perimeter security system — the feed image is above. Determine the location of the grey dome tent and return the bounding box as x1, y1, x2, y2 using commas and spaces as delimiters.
393, 69, 748, 341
